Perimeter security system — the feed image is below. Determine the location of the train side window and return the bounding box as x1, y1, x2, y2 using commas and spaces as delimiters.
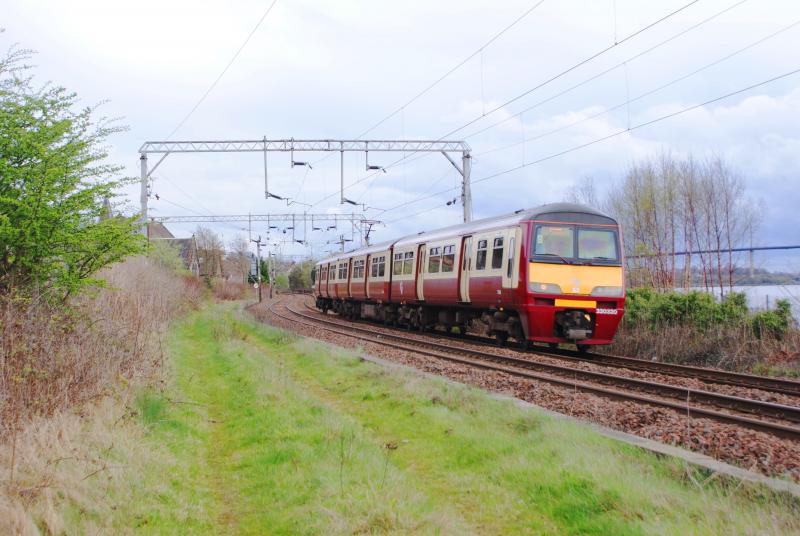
507, 237, 515, 278
428, 247, 441, 273
378, 256, 386, 277
491, 237, 504, 269
339, 263, 348, 279
403, 251, 414, 274
476, 240, 488, 270
329, 266, 334, 281
393, 253, 404, 275
353, 259, 364, 279
441, 245, 455, 273
370, 258, 378, 278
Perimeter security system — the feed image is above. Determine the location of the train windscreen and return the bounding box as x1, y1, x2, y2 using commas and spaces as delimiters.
532, 224, 620, 265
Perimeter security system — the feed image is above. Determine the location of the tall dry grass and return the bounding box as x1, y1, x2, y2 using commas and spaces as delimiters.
610, 323, 800, 375
0, 256, 203, 533
212, 279, 250, 301
1, 257, 202, 434
0, 397, 173, 535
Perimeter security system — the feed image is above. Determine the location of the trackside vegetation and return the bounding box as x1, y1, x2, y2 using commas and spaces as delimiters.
115, 304, 800, 534
623, 288, 793, 338
0, 45, 144, 299
612, 288, 798, 373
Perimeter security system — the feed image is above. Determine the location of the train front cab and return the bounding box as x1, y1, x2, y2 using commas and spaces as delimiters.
520, 211, 625, 349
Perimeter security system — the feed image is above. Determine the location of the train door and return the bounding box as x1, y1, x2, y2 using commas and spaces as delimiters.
347, 258, 353, 298
459, 236, 472, 302
416, 243, 426, 301
501, 227, 522, 289
364, 255, 371, 299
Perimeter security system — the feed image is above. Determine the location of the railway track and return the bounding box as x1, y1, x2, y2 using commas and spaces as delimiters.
299, 301, 800, 398
267, 300, 800, 441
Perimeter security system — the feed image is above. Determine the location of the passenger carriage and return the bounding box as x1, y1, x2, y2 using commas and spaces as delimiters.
313, 203, 625, 350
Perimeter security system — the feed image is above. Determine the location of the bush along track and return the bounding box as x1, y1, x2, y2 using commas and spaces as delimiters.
612, 288, 799, 374
126, 303, 800, 535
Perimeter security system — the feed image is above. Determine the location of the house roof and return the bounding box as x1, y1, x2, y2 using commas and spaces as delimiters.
147, 221, 175, 239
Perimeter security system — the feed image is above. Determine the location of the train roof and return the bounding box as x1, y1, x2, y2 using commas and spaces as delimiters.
317, 203, 615, 263
317, 239, 394, 266
393, 203, 615, 247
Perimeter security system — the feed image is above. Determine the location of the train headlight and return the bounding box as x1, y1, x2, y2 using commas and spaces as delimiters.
529, 282, 562, 294
590, 286, 623, 297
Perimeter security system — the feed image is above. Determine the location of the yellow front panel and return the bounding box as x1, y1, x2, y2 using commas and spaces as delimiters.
555, 299, 597, 308
528, 262, 623, 295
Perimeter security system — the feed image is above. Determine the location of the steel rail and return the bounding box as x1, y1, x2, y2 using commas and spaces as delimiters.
300, 301, 800, 397
270, 302, 800, 441
550, 348, 800, 397
291, 305, 800, 424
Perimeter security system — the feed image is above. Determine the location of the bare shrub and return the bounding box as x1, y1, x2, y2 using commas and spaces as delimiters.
212, 279, 250, 301
610, 288, 800, 374
610, 320, 800, 375
604, 153, 759, 295
0, 256, 202, 437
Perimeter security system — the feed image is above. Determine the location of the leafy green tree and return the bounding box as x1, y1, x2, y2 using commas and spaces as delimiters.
274, 273, 289, 290
288, 265, 304, 290
148, 240, 186, 273
752, 299, 793, 339
0, 46, 144, 299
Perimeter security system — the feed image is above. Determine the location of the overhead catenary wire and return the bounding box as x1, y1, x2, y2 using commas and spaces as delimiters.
476, 16, 800, 158
155, 173, 217, 215
379, 0, 755, 214
436, 0, 703, 141
308, 0, 703, 209
355, 0, 548, 140
302, 0, 548, 191
463, 0, 749, 141
382, 66, 800, 224
151, 195, 250, 234
165, 0, 280, 140
152, 197, 241, 231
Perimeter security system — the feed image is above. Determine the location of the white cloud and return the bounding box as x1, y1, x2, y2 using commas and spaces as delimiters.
3, 0, 800, 258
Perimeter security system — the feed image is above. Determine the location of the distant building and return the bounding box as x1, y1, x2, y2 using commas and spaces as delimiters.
146, 221, 175, 240
147, 221, 200, 276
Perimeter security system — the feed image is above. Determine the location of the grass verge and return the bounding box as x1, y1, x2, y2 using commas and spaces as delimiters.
127, 304, 800, 534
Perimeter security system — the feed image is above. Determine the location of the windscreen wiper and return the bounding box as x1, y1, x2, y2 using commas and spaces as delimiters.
538, 253, 573, 265
582, 256, 617, 266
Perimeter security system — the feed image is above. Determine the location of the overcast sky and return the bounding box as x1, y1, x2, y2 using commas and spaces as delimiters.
3, 0, 800, 268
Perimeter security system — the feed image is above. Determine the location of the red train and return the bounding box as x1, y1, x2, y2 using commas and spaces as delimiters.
313, 203, 625, 350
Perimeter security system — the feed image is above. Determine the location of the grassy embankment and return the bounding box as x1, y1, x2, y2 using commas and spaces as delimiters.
118, 303, 799, 534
